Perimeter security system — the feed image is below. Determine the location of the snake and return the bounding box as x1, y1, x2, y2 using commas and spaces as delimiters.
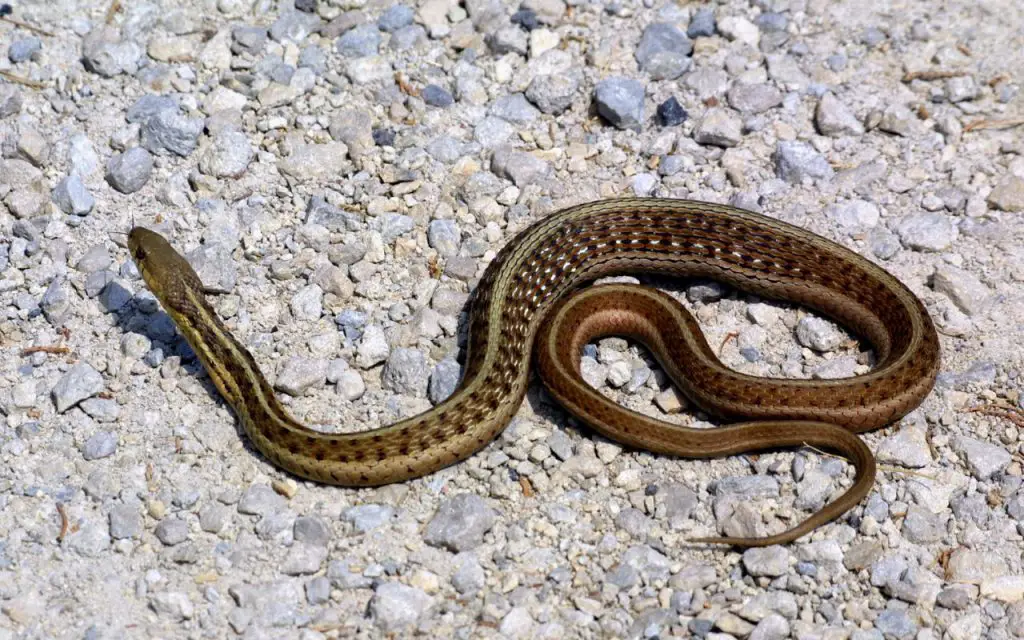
128, 198, 940, 547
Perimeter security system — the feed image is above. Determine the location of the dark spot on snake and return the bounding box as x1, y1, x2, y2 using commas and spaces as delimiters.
398, 445, 410, 456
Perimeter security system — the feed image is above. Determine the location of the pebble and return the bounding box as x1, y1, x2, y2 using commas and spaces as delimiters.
275, 357, 327, 396
526, 72, 580, 115
422, 84, 454, 108
382, 348, 430, 397
343, 504, 395, 533
657, 96, 687, 126
371, 582, 432, 632
52, 175, 95, 216
199, 130, 254, 178
897, 213, 957, 252
815, 93, 865, 137
688, 8, 716, 38
82, 432, 117, 460
931, 265, 990, 316
8, 37, 42, 63
423, 494, 496, 552
987, 176, 1024, 212
693, 108, 742, 147
635, 22, 693, 80
140, 109, 203, 157
105, 147, 153, 193
774, 141, 834, 183
428, 358, 461, 403
154, 518, 190, 546
594, 78, 645, 130
52, 363, 105, 412
727, 83, 783, 114
954, 436, 1012, 480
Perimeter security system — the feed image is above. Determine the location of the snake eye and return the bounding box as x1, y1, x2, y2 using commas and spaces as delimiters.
133, 246, 147, 261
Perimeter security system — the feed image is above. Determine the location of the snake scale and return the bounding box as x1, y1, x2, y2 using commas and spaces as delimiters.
128, 198, 940, 546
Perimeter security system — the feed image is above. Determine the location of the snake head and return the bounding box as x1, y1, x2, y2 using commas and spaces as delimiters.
128, 226, 206, 315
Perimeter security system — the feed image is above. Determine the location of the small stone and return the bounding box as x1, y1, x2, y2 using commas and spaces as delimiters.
897, 214, 956, 252
52, 175, 95, 215
278, 142, 349, 180
491, 147, 551, 187
281, 544, 328, 575
141, 109, 203, 157
827, 199, 880, 229
931, 265, 990, 317
774, 141, 833, 183
727, 83, 783, 114
237, 484, 287, 516
356, 324, 390, 368
382, 348, 430, 397
718, 16, 759, 47
594, 77, 645, 130
635, 22, 692, 80
343, 504, 395, 533
337, 370, 366, 401
155, 518, 190, 546
275, 357, 328, 396
815, 93, 864, 137
693, 108, 742, 147
429, 358, 461, 404
336, 24, 381, 57
688, 8, 716, 38
795, 317, 843, 352
0, 84, 24, 117
150, 592, 194, 621
987, 176, 1024, 212
106, 147, 153, 193
946, 75, 979, 103
901, 505, 944, 544
421, 84, 454, 107
109, 504, 143, 539
82, 431, 117, 460
526, 72, 580, 115
657, 96, 687, 126
379, 4, 415, 32
199, 130, 254, 178
371, 583, 432, 632
306, 576, 330, 604
954, 436, 1012, 480
199, 504, 231, 533
52, 363, 104, 412
424, 493, 496, 552
231, 25, 267, 55
8, 37, 42, 63
743, 547, 790, 577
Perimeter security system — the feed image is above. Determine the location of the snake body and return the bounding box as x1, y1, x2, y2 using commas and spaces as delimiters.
128, 198, 940, 546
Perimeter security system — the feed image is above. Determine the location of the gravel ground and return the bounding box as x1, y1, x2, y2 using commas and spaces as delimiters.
2, 0, 1024, 637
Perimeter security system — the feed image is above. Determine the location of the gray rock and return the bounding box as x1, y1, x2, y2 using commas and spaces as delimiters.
269, 11, 322, 43
474, 116, 516, 148
281, 544, 328, 575
337, 370, 366, 401
0, 84, 24, 117
897, 213, 956, 252
491, 147, 551, 186
237, 484, 287, 516
9, 37, 42, 63
40, 279, 72, 326
901, 506, 944, 544
293, 515, 331, 546
774, 141, 833, 183
52, 363, 104, 412
82, 431, 117, 460
126, 94, 179, 124
742, 547, 790, 577
343, 504, 395, 533
594, 78, 645, 129
231, 26, 268, 55
954, 436, 1011, 480
937, 585, 975, 610
356, 325, 390, 368
382, 348, 429, 397
379, 5, 415, 32
305, 576, 331, 604
150, 592, 194, 621
815, 93, 864, 137
946, 75, 978, 103
487, 25, 528, 55
688, 8, 716, 38
750, 614, 789, 640
275, 356, 327, 396
389, 24, 427, 50
878, 104, 918, 137
327, 558, 374, 589
371, 582, 432, 632
424, 493, 496, 552
727, 83, 783, 114
199, 504, 232, 533
109, 504, 142, 539
987, 176, 1024, 212
795, 317, 843, 352
635, 23, 693, 80
526, 72, 580, 114
106, 147, 153, 194
452, 553, 485, 593
490, 93, 540, 125
693, 108, 742, 147
336, 24, 381, 57
155, 517, 190, 546
429, 358, 461, 403
931, 265, 990, 317
827, 199, 879, 229
420, 84, 453, 108
427, 219, 460, 256
140, 109, 203, 157
52, 175, 95, 215
81, 26, 143, 77
874, 609, 916, 639
198, 130, 253, 178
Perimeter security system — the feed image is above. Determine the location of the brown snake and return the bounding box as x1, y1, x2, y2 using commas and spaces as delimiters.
128, 198, 940, 546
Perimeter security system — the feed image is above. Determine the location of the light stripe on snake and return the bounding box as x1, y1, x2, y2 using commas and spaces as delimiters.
128, 198, 940, 547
